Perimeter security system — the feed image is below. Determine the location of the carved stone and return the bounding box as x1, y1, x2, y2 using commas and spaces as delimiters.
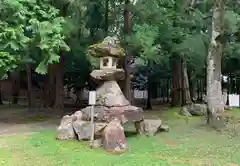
96, 81, 130, 107
87, 36, 124, 58
90, 69, 125, 81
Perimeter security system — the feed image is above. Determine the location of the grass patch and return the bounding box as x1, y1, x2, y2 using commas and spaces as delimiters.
1, 107, 240, 166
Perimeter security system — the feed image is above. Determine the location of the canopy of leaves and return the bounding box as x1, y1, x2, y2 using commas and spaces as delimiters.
0, 0, 69, 75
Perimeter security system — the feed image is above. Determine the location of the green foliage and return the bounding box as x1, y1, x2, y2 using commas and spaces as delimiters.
0, 0, 239, 90
64, 39, 92, 90
0, 52, 19, 79
0, 0, 69, 75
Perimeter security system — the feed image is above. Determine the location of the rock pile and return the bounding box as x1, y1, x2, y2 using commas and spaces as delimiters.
56, 109, 168, 153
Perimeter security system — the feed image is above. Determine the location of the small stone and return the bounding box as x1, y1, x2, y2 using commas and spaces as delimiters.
159, 124, 169, 132
189, 104, 207, 116
143, 119, 162, 136
180, 107, 192, 117
56, 115, 76, 140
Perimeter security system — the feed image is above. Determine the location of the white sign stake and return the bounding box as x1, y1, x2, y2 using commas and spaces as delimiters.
88, 91, 96, 147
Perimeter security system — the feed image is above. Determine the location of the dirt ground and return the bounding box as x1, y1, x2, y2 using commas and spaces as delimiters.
0, 104, 169, 137
0, 106, 62, 136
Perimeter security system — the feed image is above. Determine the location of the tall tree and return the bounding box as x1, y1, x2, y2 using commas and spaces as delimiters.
0, 0, 69, 108
123, 0, 132, 102
206, 0, 225, 127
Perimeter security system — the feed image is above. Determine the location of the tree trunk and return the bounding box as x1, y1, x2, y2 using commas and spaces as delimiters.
180, 58, 186, 106
146, 76, 152, 109
53, 55, 64, 112
0, 83, 3, 105
206, 0, 225, 128
42, 81, 49, 107
48, 64, 56, 107
171, 56, 181, 106
183, 66, 192, 104
123, 0, 132, 103
26, 64, 34, 108
75, 88, 83, 104
104, 0, 109, 36
11, 72, 20, 104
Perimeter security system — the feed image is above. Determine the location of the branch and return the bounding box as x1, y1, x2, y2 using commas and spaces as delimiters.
190, 0, 196, 8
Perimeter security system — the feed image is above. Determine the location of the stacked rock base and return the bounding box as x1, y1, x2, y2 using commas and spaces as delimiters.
56, 109, 169, 153
56, 106, 143, 153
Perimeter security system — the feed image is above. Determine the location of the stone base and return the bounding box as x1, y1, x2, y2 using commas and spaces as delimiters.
56, 115, 76, 140
102, 119, 127, 153
80, 105, 144, 124
91, 69, 125, 81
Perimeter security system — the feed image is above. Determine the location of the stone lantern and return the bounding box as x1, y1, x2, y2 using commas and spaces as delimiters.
57, 36, 149, 154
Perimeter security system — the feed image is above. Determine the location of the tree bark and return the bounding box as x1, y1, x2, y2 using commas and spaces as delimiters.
171, 56, 181, 106
53, 55, 64, 112
26, 64, 34, 108
75, 88, 83, 104
48, 64, 56, 107
180, 58, 186, 106
146, 76, 152, 109
206, 0, 225, 128
0, 83, 3, 105
11, 72, 20, 104
104, 0, 109, 36
183, 66, 192, 104
123, 0, 132, 103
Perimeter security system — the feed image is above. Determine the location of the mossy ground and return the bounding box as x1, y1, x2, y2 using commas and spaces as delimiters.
0, 107, 240, 166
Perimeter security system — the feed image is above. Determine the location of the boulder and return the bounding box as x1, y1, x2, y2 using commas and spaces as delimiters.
143, 119, 162, 136
180, 107, 192, 117
96, 81, 130, 107
189, 104, 207, 116
80, 104, 143, 124
73, 120, 108, 140
102, 119, 127, 153
90, 69, 125, 81
73, 120, 91, 140
106, 105, 144, 123
81, 106, 108, 122
56, 115, 76, 140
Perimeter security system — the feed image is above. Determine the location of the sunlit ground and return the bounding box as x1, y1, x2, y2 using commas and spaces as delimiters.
0, 107, 240, 166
